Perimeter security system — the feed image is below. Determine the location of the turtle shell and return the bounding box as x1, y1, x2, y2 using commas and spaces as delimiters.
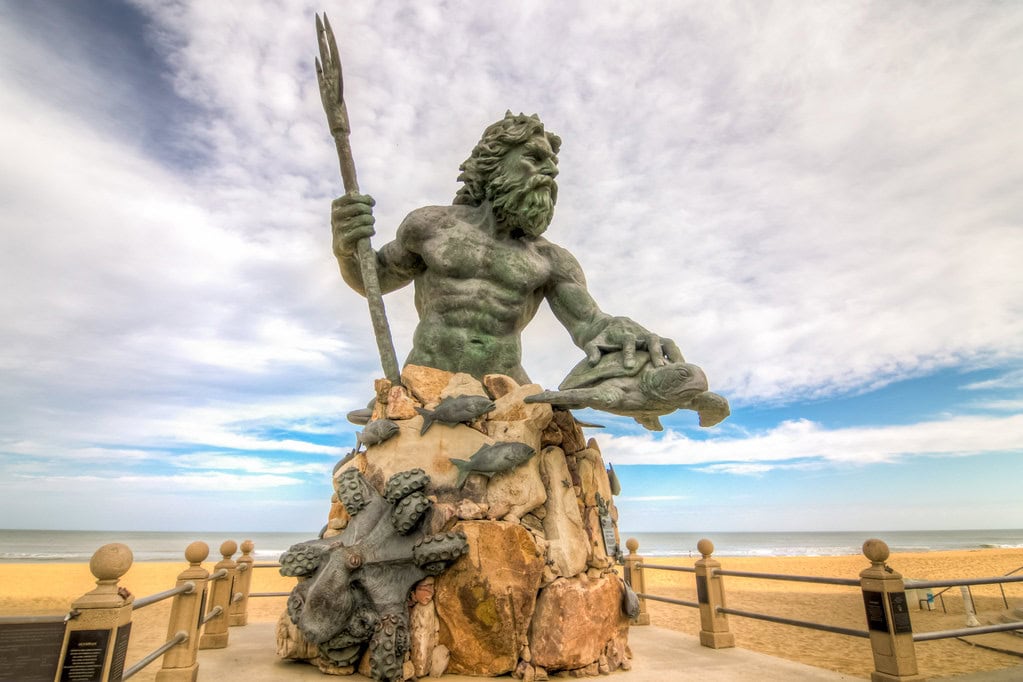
558, 350, 653, 390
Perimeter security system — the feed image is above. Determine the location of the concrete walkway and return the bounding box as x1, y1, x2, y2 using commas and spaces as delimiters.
197, 623, 859, 681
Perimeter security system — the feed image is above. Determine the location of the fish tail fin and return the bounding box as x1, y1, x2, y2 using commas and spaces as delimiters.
449, 458, 471, 488
416, 407, 434, 435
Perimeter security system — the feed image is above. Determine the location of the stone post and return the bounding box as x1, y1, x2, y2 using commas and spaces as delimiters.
860, 539, 925, 682
199, 540, 237, 649
229, 539, 254, 627
694, 538, 734, 649
55, 543, 135, 682
622, 538, 649, 625
155, 541, 211, 682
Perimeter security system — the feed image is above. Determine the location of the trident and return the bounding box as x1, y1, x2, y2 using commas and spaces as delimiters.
315, 13, 401, 385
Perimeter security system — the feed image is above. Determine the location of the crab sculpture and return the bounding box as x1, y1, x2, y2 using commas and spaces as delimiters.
280, 468, 468, 682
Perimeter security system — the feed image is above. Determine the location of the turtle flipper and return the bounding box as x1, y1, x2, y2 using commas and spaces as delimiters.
524, 386, 624, 410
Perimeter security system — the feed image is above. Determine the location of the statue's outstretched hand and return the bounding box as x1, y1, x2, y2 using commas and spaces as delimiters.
331, 193, 376, 258
583, 316, 683, 370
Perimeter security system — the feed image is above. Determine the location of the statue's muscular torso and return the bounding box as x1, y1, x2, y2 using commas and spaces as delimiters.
348, 202, 601, 383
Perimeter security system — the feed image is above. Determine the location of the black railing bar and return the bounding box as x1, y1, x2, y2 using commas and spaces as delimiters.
253, 562, 282, 569
641, 563, 697, 574
121, 630, 187, 680
635, 593, 700, 609
717, 606, 870, 639
712, 569, 860, 587
209, 568, 228, 581
905, 575, 1023, 590
0, 615, 67, 624
250, 591, 292, 598
1004, 564, 1023, 577
913, 621, 1023, 642
132, 582, 195, 610
200, 604, 223, 626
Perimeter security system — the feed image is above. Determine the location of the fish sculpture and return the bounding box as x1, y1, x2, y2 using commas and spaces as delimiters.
357, 418, 400, 449
607, 463, 622, 496
416, 395, 496, 435
449, 441, 536, 487
524, 350, 729, 431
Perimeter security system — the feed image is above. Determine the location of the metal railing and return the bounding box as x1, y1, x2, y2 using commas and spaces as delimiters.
623, 536, 1023, 680
42, 537, 294, 681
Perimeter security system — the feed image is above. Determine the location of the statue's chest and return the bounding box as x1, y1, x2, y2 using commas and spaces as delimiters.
424, 230, 549, 291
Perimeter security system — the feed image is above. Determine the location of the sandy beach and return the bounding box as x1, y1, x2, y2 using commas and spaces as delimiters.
2, 548, 1021, 680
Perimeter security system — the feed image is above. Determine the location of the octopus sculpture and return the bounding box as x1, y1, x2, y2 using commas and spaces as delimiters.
280, 468, 468, 682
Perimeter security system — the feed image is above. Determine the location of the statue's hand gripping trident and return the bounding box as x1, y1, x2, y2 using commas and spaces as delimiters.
316, 13, 401, 385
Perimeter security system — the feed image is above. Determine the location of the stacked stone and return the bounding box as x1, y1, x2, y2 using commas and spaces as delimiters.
303, 365, 631, 679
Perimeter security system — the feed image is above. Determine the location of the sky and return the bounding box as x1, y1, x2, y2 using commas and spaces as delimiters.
1, 0, 1021, 534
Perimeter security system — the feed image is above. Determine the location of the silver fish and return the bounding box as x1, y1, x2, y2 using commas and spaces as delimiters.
416, 395, 496, 435
358, 419, 399, 448
449, 441, 536, 487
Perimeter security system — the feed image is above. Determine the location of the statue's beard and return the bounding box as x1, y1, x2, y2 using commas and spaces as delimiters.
488, 173, 558, 238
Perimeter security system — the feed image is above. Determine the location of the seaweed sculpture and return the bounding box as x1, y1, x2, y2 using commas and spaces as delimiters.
280, 468, 468, 681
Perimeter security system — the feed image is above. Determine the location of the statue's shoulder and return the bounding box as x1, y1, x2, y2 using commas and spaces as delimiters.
401, 204, 480, 231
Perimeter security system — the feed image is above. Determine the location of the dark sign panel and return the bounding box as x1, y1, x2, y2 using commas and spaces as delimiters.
863, 590, 889, 633
696, 575, 709, 605
0, 620, 66, 682
59, 628, 110, 682
107, 623, 132, 682
888, 592, 913, 634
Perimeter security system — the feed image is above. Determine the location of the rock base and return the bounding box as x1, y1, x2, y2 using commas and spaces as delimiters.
278, 366, 630, 678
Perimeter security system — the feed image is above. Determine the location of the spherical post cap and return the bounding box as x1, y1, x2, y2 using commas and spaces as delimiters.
90, 543, 134, 581
697, 538, 715, 558
220, 540, 238, 559
185, 541, 210, 565
862, 538, 890, 564
240, 539, 254, 554
625, 538, 639, 553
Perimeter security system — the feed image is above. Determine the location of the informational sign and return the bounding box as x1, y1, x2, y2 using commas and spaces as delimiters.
0, 620, 66, 682
888, 592, 913, 634
595, 493, 620, 560
59, 628, 109, 682
106, 623, 132, 682
862, 591, 889, 633
696, 575, 709, 605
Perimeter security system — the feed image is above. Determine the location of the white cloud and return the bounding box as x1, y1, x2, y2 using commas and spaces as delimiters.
598, 413, 1023, 468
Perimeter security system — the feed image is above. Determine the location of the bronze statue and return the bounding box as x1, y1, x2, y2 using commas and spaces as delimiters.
332, 112, 684, 386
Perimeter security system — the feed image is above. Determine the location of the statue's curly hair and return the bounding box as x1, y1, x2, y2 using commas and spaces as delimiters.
453, 111, 562, 206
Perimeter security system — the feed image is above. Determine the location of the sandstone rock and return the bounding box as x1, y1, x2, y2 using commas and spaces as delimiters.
551, 410, 586, 454
440, 373, 489, 400
529, 574, 625, 672
574, 448, 612, 507
362, 417, 490, 495
540, 418, 564, 447
485, 451, 546, 523
539, 447, 589, 579
410, 601, 439, 677
385, 384, 420, 420
483, 373, 520, 399
583, 507, 612, 569
275, 610, 318, 660
454, 498, 487, 520
402, 365, 455, 406
429, 645, 449, 678
435, 521, 545, 676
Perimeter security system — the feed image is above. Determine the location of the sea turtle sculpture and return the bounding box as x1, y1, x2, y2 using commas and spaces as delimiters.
280, 468, 468, 682
525, 350, 729, 431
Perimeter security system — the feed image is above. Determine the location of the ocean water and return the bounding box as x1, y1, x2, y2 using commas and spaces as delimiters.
619, 529, 1023, 558
1, 528, 1022, 563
